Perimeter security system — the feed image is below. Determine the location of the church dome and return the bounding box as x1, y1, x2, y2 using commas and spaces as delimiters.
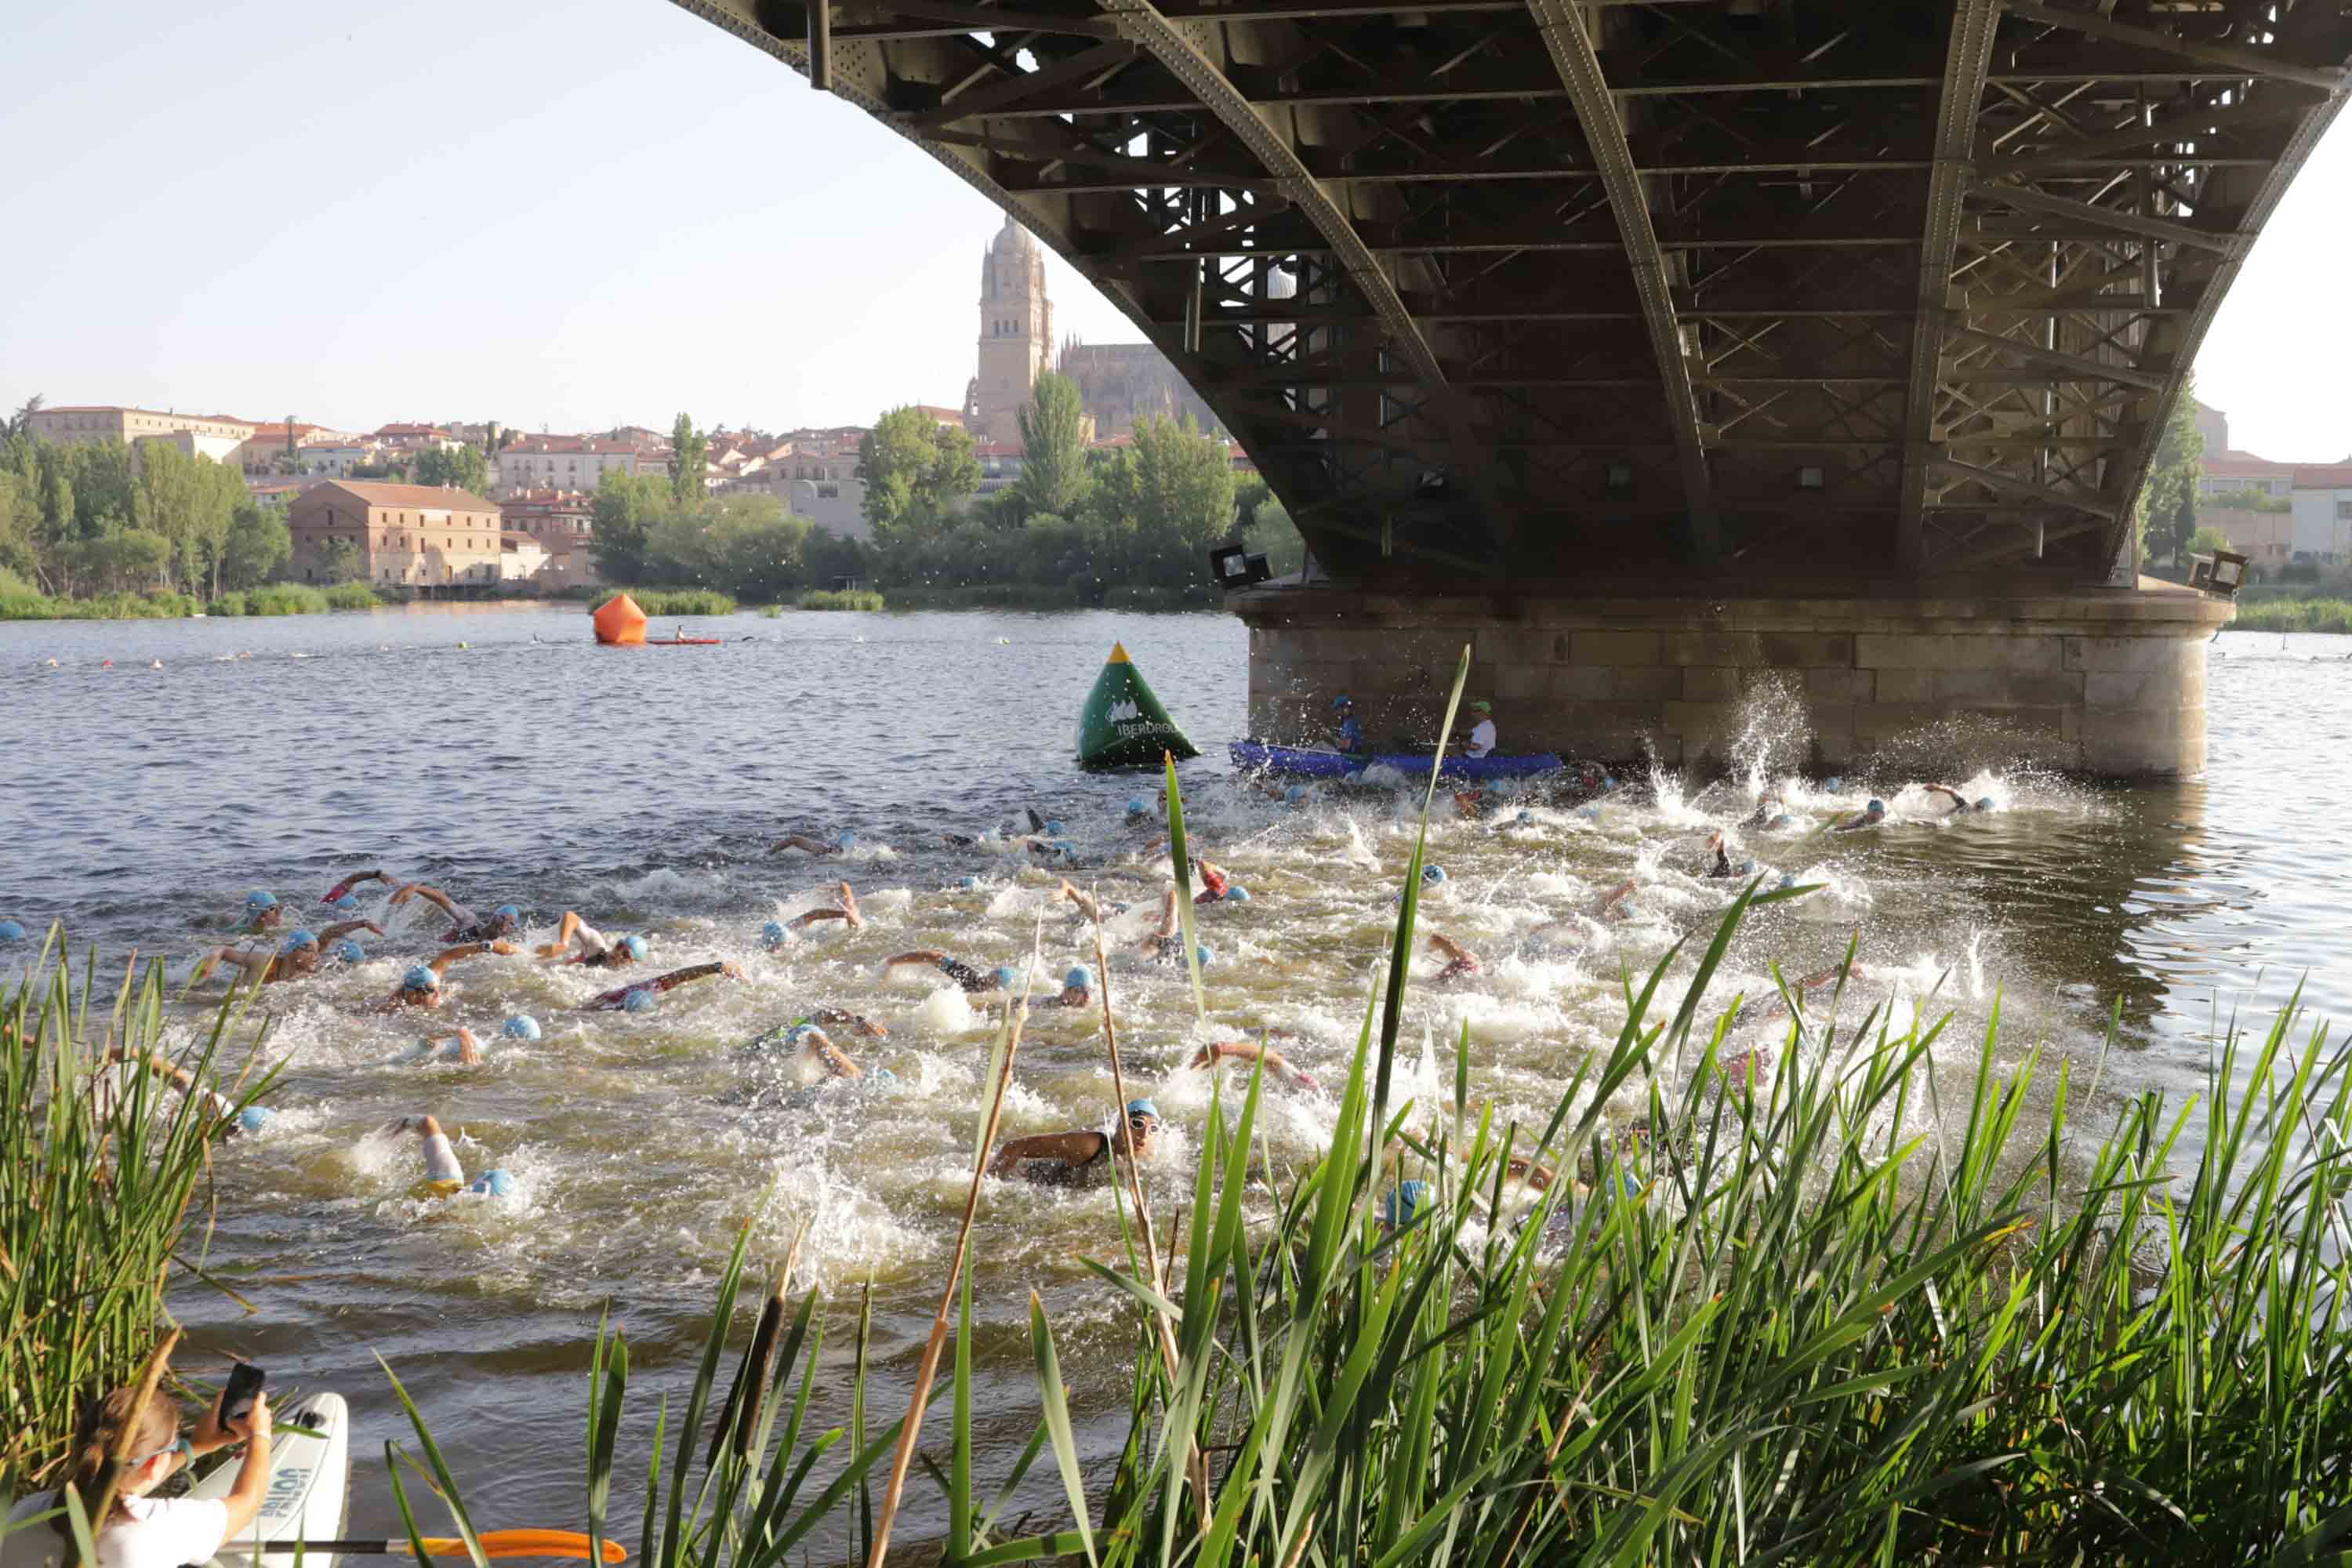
990, 216, 1037, 257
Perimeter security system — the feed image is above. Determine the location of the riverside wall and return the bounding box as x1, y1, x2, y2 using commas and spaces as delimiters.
1226, 582, 2235, 777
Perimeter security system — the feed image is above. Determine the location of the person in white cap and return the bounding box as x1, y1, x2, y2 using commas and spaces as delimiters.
1464, 700, 1497, 759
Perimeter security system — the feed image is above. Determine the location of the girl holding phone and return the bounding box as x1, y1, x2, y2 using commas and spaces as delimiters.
49, 1368, 273, 1568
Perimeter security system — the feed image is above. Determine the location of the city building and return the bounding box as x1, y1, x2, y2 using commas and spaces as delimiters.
2192, 399, 2230, 457
24, 406, 254, 462
233, 420, 361, 473
496, 437, 648, 496
1058, 341, 1216, 438
372, 422, 458, 452
499, 532, 551, 585
2198, 448, 2295, 501
2289, 465, 2352, 564
500, 488, 602, 590
974, 441, 1025, 494
2201, 506, 2297, 567
292, 442, 387, 478
287, 480, 504, 587
713, 467, 872, 541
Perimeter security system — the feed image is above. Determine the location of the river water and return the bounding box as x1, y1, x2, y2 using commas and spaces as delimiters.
5, 604, 2347, 1548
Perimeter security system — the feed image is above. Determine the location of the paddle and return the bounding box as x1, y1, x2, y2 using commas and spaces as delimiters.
221, 1530, 626, 1561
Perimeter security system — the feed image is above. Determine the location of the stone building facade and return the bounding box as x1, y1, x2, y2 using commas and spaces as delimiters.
289, 481, 504, 587
24, 407, 254, 463
970, 217, 1054, 445
1058, 341, 1216, 438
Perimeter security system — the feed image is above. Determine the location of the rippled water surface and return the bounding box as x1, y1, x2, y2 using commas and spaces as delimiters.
5, 604, 2347, 1545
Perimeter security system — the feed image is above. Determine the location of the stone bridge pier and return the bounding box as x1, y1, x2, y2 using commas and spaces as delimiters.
1229, 581, 2232, 779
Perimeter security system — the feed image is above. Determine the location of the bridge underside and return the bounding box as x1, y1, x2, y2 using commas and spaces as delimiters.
679, 0, 2347, 590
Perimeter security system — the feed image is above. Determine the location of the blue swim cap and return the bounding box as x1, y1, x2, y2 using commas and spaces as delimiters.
1602, 775, 1617, 789
622, 988, 656, 1013
762, 920, 789, 948
1065, 965, 1093, 990
495, 904, 521, 924
784, 1021, 817, 1044
1330, 693, 1353, 709
1127, 797, 1147, 816
236, 1105, 271, 1133
836, 831, 856, 850
1824, 776, 1843, 792
1776, 872, 1798, 891
1976, 796, 1996, 811
622, 935, 648, 960
401, 964, 438, 993
1195, 943, 1214, 967
1383, 1180, 1429, 1226
1045, 819, 1065, 836
246, 891, 278, 911
282, 929, 318, 953
1867, 799, 1886, 815
332, 894, 358, 912
0, 920, 24, 942
1739, 858, 1757, 875
1051, 839, 1076, 855
469, 1169, 514, 1197
328, 938, 365, 964
956, 876, 978, 890
1225, 886, 1250, 903
1423, 865, 1447, 884
1285, 785, 1308, 804
993, 964, 1020, 989
503, 1014, 542, 1040
869, 1066, 896, 1086
1127, 1098, 1160, 1120
1768, 813, 1795, 829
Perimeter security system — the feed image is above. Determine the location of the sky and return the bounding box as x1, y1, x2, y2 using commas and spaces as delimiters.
2, 0, 2348, 459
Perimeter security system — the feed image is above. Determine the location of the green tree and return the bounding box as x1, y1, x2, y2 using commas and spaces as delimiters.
415, 444, 489, 495
317, 536, 364, 584
1242, 495, 1308, 578
4, 394, 43, 441
668, 412, 708, 510
1014, 371, 1091, 521
857, 407, 979, 544
590, 470, 674, 584
2142, 378, 2205, 566
220, 502, 292, 590
2187, 523, 2233, 558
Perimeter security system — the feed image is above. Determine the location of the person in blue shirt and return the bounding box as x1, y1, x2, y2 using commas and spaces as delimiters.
1332, 694, 1366, 754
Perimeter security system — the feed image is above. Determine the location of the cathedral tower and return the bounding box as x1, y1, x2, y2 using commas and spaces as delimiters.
973, 216, 1054, 446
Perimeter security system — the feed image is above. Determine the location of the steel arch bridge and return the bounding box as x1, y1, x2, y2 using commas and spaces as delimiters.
670, 0, 2350, 587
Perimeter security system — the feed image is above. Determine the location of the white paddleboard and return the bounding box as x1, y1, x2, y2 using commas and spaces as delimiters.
0, 1392, 347, 1568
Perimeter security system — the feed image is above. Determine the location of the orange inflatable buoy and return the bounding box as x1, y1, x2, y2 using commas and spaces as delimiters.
593, 593, 648, 647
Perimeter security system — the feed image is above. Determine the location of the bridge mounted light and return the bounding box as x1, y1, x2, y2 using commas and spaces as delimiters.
1209, 545, 1272, 589
2191, 550, 2249, 597
1797, 466, 1825, 490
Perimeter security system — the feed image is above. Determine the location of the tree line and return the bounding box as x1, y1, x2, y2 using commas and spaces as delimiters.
0, 400, 290, 601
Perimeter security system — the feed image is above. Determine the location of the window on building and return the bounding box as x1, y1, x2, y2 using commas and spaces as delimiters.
2338, 501, 2352, 521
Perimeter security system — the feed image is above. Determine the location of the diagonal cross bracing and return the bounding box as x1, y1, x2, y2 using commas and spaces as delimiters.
1896, 0, 2003, 572
1526, 0, 1717, 561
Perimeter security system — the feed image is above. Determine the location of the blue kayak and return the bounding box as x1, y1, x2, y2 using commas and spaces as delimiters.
1230, 741, 1565, 782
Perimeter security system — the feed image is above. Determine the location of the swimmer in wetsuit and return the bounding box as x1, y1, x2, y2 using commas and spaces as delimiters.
786, 883, 863, 932
882, 950, 1007, 993
388, 884, 521, 942
1923, 784, 1997, 815
1056, 880, 1131, 926
230, 891, 284, 935
321, 868, 398, 906
990, 1099, 1161, 1187
94, 1047, 271, 1134
585, 960, 745, 1012
1426, 932, 1483, 983
368, 941, 517, 1012
191, 920, 383, 986
1831, 799, 1889, 833
1188, 1039, 1319, 1091
770, 831, 853, 856
387, 1027, 485, 1066
376, 1113, 511, 1198
536, 913, 648, 970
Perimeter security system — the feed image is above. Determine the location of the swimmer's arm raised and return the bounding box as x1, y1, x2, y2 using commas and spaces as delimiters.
811, 1007, 887, 1038
191, 946, 273, 984
317, 920, 383, 945
989, 1131, 1108, 1178
426, 940, 517, 978
324, 869, 391, 902
390, 883, 464, 919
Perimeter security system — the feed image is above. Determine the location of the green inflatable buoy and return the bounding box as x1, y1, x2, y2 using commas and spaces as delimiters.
1076, 641, 1199, 770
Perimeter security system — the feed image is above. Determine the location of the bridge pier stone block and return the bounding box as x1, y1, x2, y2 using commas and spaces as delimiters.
1229, 582, 2232, 779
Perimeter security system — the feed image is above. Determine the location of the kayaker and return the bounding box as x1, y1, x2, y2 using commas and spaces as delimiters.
989, 1098, 1161, 1186
380, 1112, 513, 1197
190, 920, 383, 986
1465, 700, 1497, 760
883, 950, 1011, 993
367, 941, 518, 1012
535, 912, 648, 970
1332, 694, 1366, 754
1831, 799, 1889, 833
770, 830, 855, 856
1924, 784, 1998, 815
585, 960, 746, 1012
388, 883, 523, 942
49, 1373, 274, 1568
1188, 1039, 1319, 1091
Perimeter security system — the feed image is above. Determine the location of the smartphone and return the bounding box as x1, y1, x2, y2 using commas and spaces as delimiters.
221, 1362, 266, 1421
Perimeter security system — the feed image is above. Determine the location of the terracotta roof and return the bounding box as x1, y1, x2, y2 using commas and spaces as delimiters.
374, 423, 448, 437
302, 481, 499, 511
908, 405, 966, 423
506, 437, 641, 455
2204, 448, 2289, 474
2292, 464, 2352, 490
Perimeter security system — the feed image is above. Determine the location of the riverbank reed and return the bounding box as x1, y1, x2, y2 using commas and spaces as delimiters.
1, 937, 278, 1494
797, 589, 886, 612
205, 583, 386, 616
387, 650, 2352, 1565
586, 588, 738, 616
2234, 595, 2352, 633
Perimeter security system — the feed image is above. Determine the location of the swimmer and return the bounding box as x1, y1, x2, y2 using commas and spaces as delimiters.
786, 882, 863, 932
388, 1027, 485, 1066
320, 867, 397, 905
1923, 784, 1997, 815
377, 1112, 510, 1198
191, 920, 383, 986
882, 950, 1005, 994
1831, 798, 1888, 833
1426, 932, 1483, 983
1596, 879, 1640, 921
95, 1047, 268, 1134
1056, 879, 1131, 925
1754, 961, 1877, 1022
231, 891, 284, 935
388, 884, 522, 942
769, 831, 851, 856
1740, 793, 1785, 830
535, 912, 648, 970
368, 941, 517, 1011
989, 1098, 1161, 1186
1188, 1039, 1319, 1091
764, 1023, 866, 1082
1453, 789, 1486, 821
1029, 965, 1094, 1009
584, 960, 746, 1011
